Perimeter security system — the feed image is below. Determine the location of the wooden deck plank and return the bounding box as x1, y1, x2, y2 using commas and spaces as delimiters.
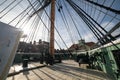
7, 60, 113, 80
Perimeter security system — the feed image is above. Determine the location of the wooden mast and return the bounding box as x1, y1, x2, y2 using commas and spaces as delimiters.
49, 0, 55, 57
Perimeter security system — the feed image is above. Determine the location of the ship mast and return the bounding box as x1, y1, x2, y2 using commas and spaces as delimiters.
49, 0, 55, 57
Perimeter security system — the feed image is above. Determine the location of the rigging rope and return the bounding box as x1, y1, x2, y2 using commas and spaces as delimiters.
68, 0, 116, 41
92, 0, 98, 19
64, 0, 97, 42
85, 0, 120, 14
24, 15, 38, 42
63, 0, 82, 40
72, 4, 105, 44
30, 17, 40, 42
0, 0, 16, 13
99, 0, 116, 24
16, 1, 38, 27
7, 1, 37, 25
67, 0, 120, 50
95, 0, 106, 21
77, 0, 120, 40
77, 0, 120, 37
0, 0, 7, 6
77, 0, 120, 21
27, 0, 73, 56
15, 11, 26, 27
56, 1, 74, 45
38, 0, 73, 51
0, 0, 23, 19
34, 13, 44, 41
67, 0, 107, 40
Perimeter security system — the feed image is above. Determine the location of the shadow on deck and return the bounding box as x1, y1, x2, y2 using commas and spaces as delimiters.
7, 60, 114, 80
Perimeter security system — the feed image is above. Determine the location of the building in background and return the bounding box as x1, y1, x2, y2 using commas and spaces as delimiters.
68, 39, 97, 52
17, 39, 49, 53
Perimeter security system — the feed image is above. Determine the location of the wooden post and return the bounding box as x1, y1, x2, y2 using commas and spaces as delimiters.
49, 0, 55, 57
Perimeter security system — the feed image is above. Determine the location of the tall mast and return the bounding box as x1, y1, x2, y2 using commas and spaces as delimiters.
49, 0, 55, 57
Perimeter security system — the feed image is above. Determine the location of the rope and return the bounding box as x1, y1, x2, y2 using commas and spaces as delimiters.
95, 0, 106, 21
99, 0, 116, 24
69, 0, 115, 41
0, 0, 23, 19
0, 0, 16, 13
27, 0, 73, 56
0, 0, 7, 6
63, 0, 82, 40
67, 0, 120, 50
56, 2, 74, 44
16, 1, 38, 27
8, 1, 38, 25
85, 0, 120, 14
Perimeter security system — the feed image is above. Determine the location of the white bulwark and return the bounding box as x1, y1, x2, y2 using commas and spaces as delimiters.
0, 22, 22, 80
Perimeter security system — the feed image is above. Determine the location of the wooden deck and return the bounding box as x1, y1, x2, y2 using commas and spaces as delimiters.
7, 60, 114, 80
